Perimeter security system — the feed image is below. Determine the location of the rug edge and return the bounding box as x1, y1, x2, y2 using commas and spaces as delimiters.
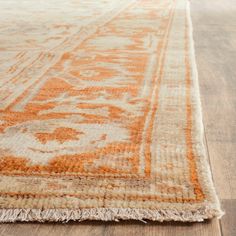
186, 0, 224, 220
0, 206, 224, 223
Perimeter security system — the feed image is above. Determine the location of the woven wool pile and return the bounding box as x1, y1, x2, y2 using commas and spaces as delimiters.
0, 0, 223, 222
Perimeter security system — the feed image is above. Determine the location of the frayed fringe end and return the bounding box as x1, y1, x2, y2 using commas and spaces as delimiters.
0, 207, 224, 223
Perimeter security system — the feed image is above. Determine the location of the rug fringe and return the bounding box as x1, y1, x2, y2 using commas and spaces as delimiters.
0, 207, 224, 223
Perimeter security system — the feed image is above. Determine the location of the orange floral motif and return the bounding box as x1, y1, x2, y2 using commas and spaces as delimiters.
35, 127, 83, 144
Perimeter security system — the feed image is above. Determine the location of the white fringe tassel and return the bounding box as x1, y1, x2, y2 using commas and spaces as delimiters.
0, 207, 224, 223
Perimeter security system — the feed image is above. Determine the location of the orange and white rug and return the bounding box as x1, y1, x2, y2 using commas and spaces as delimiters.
0, 0, 223, 222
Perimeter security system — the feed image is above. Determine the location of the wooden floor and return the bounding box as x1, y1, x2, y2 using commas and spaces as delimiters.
1, 0, 236, 235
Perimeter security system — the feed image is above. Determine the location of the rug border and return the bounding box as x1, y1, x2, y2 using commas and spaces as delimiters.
184, 0, 223, 221
0, 0, 224, 223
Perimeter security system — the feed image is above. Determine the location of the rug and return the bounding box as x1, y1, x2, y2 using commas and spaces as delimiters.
0, 0, 223, 222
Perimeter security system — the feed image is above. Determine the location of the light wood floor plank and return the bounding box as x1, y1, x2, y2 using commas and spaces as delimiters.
0, 222, 105, 236
220, 200, 236, 236
103, 220, 221, 236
